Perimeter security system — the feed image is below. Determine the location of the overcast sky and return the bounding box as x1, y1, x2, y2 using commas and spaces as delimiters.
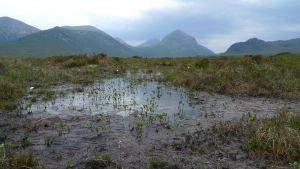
1, 0, 300, 52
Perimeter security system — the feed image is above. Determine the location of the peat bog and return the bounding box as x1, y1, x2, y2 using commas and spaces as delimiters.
0, 54, 299, 169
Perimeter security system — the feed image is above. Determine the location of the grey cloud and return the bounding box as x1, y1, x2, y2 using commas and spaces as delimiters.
101, 0, 300, 52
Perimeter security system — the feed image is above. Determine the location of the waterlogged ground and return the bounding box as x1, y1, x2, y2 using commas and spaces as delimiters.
1, 74, 299, 168
30, 74, 298, 121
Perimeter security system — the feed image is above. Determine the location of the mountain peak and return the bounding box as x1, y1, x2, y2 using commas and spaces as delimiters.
0, 16, 13, 20
224, 37, 295, 55
167, 29, 189, 37
0, 16, 40, 44
161, 29, 197, 46
140, 30, 214, 56
246, 38, 265, 43
61, 25, 101, 32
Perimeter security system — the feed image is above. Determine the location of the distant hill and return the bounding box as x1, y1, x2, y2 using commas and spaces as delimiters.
138, 39, 160, 48
137, 30, 214, 57
0, 16, 40, 44
225, 38, 300, 55
0, 26, 136, 57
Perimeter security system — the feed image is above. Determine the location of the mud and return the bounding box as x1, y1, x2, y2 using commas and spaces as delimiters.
0, 74, 299, 168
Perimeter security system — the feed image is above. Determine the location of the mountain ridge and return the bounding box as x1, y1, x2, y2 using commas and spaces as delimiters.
0, 16, 40, 44
225, 37, 300, 55
0, 26, 136, 57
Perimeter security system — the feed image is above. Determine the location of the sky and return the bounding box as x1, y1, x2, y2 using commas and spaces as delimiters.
1, 0, 300, 53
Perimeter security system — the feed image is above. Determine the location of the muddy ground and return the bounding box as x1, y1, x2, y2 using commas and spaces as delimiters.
0, 75, 299, 169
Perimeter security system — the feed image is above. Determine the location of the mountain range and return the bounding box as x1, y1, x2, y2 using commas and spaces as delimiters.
0, 17, 215, 57
0, 16, 299, 57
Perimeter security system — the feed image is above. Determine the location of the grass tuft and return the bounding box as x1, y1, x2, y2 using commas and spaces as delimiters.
85, 154, 121, 169
242, 111, 300, 162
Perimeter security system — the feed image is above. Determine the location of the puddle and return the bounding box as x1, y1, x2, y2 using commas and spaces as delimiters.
28, 75, 299, 122
30, 76, 196, 120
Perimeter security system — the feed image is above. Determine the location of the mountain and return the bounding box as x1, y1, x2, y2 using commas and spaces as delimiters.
0, 17, 215, 57
137, 30, 214, 57
115, 37, 134, 48
62, 25, 102, 32
0, 26, 136, 57
0, 16, 40, 44
225, 38, 300, 55
138, 39, 160, 48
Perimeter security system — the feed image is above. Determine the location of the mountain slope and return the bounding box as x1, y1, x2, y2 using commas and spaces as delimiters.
115, 37, 134, 48
225, 38, 300, 55
138, 30, 214, 57
0, 26, 136, 57
138, 39, 160, 48
0, 16, 40, 44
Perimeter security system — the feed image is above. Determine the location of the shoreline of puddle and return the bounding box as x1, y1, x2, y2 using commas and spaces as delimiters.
22, 73, 299, 126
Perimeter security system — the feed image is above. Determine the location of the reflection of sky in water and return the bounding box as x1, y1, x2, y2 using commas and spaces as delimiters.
30, 76, 298, 121
31, 77, 199, 119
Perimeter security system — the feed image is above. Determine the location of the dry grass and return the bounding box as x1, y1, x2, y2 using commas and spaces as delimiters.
242, 111, 300, 162
0, 54, 299, 110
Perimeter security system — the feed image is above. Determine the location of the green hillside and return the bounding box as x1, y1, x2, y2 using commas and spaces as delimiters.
225, 38, 300, 55
0, 26, 135, 57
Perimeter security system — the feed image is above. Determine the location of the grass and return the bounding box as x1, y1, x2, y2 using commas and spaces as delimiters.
0, 54, 126, 109
176, 111, 300, 164
0, 54, 299, 110
147, 158, 180, 169
0, 142, 40, 169
241, 111, 300, 162
85, 154, 121, 169
124, 54, 300, 99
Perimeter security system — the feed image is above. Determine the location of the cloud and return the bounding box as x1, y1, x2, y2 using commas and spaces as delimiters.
0, 0, 299, 52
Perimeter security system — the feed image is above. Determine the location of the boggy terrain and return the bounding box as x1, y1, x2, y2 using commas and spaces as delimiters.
0, 54, 299, 169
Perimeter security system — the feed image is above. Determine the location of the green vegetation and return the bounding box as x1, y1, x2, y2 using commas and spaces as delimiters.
85, 154, 121, 169
1, 54, 299, 110
176, 111, 300, 164
242, 111, 300, 162
225, 37, 300, 55
0, 54, 125, 109
147, 158, 179, 169
125, 54, 300, 99
0, 142, 40, 169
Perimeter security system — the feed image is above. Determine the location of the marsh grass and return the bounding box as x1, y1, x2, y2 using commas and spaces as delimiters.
176, 111, 300, 164
147, 158, 180, 169
85, 154, 121, 169
124, 54, 300, 99
0, 54, 299, 110
0, 142, 39, 169
0, 54, 126, 110
242, 111, 300, 162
